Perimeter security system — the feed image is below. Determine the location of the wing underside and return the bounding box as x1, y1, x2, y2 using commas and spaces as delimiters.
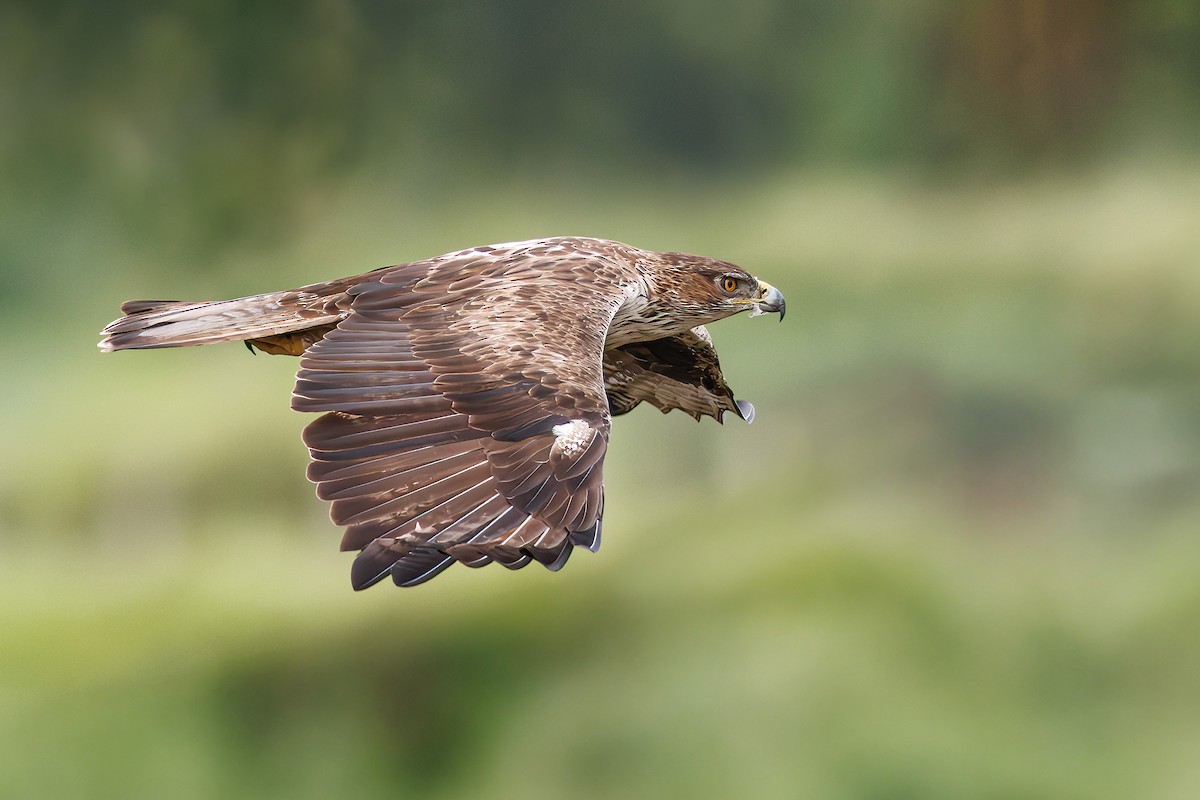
604, 328, 753, 423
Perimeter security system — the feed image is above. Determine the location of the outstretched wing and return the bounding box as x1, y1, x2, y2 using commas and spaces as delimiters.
604, 327, 754, 423
292, 241, 632, 589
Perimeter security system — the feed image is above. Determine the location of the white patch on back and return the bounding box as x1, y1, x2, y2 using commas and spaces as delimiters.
551, 419, 593, 460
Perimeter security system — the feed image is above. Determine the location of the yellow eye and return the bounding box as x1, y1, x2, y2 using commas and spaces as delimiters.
722, 276, 739, 293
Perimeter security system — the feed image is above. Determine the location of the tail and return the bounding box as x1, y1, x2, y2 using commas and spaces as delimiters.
99, 289, 348, 353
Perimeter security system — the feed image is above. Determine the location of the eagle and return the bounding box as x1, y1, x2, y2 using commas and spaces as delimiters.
100, 237, 785, 589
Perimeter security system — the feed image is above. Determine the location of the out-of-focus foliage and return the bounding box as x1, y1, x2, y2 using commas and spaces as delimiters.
2, 2, 1200, 798
4, 0, 1200, 265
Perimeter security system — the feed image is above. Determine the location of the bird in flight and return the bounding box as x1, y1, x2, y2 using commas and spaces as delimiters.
100, 237, 785, 589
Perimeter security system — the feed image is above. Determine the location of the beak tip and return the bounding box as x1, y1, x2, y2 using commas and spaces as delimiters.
757, 284, 786, 321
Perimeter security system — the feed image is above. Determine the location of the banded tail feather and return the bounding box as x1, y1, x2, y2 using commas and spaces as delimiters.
99, 278, 360, 354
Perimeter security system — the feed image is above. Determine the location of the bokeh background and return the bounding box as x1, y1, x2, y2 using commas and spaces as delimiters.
3, 2, 1200, 797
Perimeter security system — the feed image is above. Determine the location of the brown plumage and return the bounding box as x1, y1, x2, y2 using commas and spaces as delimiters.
100, 237, 785, 589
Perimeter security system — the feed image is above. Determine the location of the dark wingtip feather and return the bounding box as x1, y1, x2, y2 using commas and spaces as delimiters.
545, 542, 573, 571
350, 550, 394, 591
569, 520, 602, 552
391, 549, 457, 588
524, 541, 573, 572
349, 539, 456, 590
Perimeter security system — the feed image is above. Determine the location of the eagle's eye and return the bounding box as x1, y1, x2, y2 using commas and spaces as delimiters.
720, 275, 741, 294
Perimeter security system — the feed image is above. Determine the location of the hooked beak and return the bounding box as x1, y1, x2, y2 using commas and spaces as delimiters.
755, 281, 786, 321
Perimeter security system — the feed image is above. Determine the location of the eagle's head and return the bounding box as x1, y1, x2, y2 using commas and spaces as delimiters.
653, 253, 786, 327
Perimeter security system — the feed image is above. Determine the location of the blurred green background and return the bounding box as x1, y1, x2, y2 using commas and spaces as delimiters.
4, 1, 1200, 798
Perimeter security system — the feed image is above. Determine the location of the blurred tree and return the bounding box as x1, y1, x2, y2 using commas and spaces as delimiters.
0, 0, 1197, 265
933, 0, 1127, 163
